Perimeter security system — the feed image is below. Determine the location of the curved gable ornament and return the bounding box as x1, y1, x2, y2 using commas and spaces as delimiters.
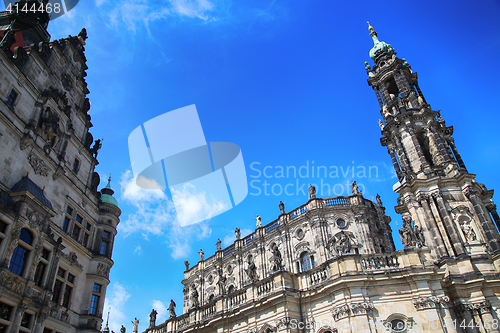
258, 323, 277, 333
317, 326, 337, 333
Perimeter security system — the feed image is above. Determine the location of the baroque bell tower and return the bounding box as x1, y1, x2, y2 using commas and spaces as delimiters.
365, 23, 500, 260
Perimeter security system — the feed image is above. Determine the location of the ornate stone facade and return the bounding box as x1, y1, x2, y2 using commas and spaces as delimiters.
0, 3, 120, 333
143, 24, 500, 333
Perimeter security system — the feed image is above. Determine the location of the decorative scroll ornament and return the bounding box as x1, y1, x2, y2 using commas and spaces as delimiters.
413, 296, 449, 310
331, 302, 374, 321
28, 154, 49, 177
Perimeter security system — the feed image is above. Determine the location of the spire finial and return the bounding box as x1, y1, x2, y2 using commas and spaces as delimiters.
367, 21, 374, 32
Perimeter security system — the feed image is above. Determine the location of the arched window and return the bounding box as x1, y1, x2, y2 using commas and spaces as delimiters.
227, 285, 235, 294
9, 229, 33, 276
300, 252, 312, 272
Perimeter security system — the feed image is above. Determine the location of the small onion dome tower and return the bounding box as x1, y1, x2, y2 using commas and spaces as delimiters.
100, 176, 118, 207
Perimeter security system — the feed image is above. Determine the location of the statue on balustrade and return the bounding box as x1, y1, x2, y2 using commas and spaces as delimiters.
414, 224, 426, 248
198, 248, 204, 261
352, 181, 360, 195
271, 244, 283, 271
131, 318, 139, 333
184, 260, 189, 271
216, 238, 222, 251
235, 228, 241, 240
399, 217, 416, 248
308, 184, 316, 199
245, 256, 258, 282
255, 214, 262, 228
149, 309, 157, 328
279, 201, 285, 214
191, 287, 199, 308
168, 299, 176, 318
376, 193, 383, 206
120, 325, 126, 333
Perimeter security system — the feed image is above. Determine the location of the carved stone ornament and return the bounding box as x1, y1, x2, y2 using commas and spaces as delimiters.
63, 252, 83, 269
456, 300, 492, 315
0, 271, 25, 295
413, 296, 449, 310
28, 154, 49, 177
52, 165, 65, 181
96, 263, 110, 278
331, 302, 374, 321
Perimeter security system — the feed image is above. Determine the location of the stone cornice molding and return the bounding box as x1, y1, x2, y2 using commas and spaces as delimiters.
331, 302, 374, 321
412, 295, 449, 310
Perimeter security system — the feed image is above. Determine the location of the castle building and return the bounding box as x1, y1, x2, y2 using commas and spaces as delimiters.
0, 2, 120, 333
144, 24, 500, 333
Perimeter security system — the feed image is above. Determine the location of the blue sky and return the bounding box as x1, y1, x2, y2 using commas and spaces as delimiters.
21, 0, 500, 331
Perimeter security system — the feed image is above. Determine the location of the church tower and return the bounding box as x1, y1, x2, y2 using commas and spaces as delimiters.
365, 23, 500, 260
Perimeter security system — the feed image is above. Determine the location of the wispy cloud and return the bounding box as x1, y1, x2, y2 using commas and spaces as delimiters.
134, 244, 142, 255
118, 170, 215, 259
104, 283, 131, 333
169, 0, 215, 20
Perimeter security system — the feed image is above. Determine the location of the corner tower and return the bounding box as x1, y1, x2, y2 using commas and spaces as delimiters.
365, 23, 500, 260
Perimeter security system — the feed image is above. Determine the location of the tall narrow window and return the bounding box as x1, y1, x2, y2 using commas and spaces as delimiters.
83, 222, 92, 248
63, 207, 73, 232
300, 252, 312, 272
9, 229, 33, 276
89, 283, 102, 315
100, 231, 110, 256
72, 159, 80, 173
6, 90, 17, 106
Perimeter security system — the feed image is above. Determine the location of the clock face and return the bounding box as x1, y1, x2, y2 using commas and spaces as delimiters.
336, 219, 346, 228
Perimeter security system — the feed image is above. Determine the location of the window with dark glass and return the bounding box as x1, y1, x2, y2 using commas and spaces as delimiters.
89, 295, 100, 315
68, 273, 75, 284
72, 159, 80, 173
63, 207, 73, 232
6, 90, 17, 106
72, 225, 81, 241
100, 231, 110, 256
9, 229, 33, 276
57, 267, 66, 278
0, 220, 7, 233
43, 328, 52, 333
300, 252, 312, 272
34, 262, 47, 287
62, 217, 70, 232
52, 280, 63, 303
93, 283, 101, 293
0, 302, 13, 320
20, 312, 32, 328
62, 286, 73, 308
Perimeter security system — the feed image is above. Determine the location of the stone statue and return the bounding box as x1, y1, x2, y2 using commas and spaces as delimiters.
378, 119, 385, 130
271, 244, 283, 271
414, 224, 425, 247
352, 181, 359, 195
376, 194, 383, 206
131, 318, 139, 333
216, 265, 226, 294
168, 299, 176, 318
41, 107, 61, 148
308, 184, 316, 199
279, 201, 285, 214
120, 325, 126, 333
149, 309, 157, 328
235, 228, 241, 240
255, 214, 262, 228
399, 218, 415, 248
198, 249, 204, 261
90, 139, 102, 159
336, 231, 351, 255
326, 235, 337, 257
184, 260, 189, 271
245, 256, 258, 282
462, 223, 477, 242
216, 239, 222, 251
191, 288, 199, 308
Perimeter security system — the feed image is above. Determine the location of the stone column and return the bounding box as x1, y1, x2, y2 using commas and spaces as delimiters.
476, 301, 500, 333
393, 135, 412, 174
387, 146, 403, 180
374, 87, 383, 108
10, 302, 27, 333
431, 191, 466, 257
355, 214, 375, 254
405, 125, 430, 170
32, 312, 48, 333
448, 138, 467, 171
464, 187, 500, 253
416, 194, 449, 258
486, 203, 500, 235
426, 126, 449, 166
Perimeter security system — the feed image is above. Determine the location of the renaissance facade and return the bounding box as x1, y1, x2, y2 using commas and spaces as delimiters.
143, 24, 500, 333
0, 2, 120, 333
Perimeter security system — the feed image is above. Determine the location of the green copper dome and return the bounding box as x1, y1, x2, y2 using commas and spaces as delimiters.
100, 176, 119, 207
368, 23, 394, 61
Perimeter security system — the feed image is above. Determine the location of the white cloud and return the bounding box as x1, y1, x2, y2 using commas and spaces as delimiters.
169, 0, 215, 20
103, 283, 131, 333
95, 0, 107, 6
134, 245, 142, 255
118, 170, 214, 259
151, 300, 168, 323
